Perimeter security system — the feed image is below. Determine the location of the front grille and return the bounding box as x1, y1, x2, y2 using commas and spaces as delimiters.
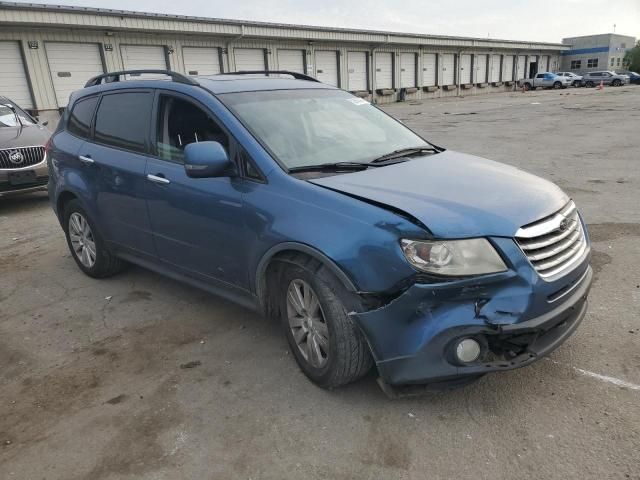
0, 146, 45, 169
515, 200, 588, 280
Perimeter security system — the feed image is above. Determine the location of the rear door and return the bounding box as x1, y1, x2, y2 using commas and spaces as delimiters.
347, 51, 368, 91
45, 42, 104, 108
490, 54, 501, 83
145, 91, 246, 287
503, 55, 514, 81
399, 53, 416, 88
79, 90, 156, 256
422, 53, 437, 86
475, 54, 487, 83
375, 52, 393, 89
517, 56, 526, 80
441, 53, 455, 86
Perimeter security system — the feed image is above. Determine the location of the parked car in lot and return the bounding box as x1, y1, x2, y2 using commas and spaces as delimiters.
583, 71, 629, 87
616, 71, 640, 84
0, 96, 50, 197
519, 72, 571, 90
48, 69, 592, 394
555, 71, 583, 87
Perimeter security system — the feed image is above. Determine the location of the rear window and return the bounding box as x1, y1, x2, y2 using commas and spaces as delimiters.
67, 96, 99, 139
94, 92, 153, 154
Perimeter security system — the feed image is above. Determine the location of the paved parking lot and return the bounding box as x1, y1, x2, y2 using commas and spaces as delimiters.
1, 86, 639, 480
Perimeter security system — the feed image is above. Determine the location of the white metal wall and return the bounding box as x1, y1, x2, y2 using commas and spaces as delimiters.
422, 53, 437, 86
517, 56, 526, 79
375, 52, 393, 89
315, 50, 339, 87
347, 51, 367, 91
45, 42, 104, 107
441, 53, 455, 85
0, 40, 32, 107
399, 53, 416, 88
183, 47, 221, 75
475, 54, 487, 83
460, 54, 472, 84
277, 49, 305, 73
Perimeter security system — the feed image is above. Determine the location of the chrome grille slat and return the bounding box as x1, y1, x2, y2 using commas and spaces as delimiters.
0, 146, 46, 170
515, 200, 588, 280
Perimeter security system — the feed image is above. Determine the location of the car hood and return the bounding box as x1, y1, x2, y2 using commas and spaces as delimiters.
0, 124, 51, 149
308, 150, 569, 238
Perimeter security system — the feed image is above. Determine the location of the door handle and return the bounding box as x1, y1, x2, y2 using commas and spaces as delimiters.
78, 155, 94, 164
147, 173, 170, 185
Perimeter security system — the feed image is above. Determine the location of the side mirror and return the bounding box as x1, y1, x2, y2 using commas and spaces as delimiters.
183, 141, 233, 178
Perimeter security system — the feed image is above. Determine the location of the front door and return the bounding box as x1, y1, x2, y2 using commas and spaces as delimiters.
145, 92, 247, 288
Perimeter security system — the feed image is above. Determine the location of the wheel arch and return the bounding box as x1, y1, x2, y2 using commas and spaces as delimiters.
255, 242, 358, 314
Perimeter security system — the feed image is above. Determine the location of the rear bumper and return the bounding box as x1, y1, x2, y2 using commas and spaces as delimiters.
353, 261, 592, 386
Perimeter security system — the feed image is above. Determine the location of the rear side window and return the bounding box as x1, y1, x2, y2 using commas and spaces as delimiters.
94, 92, 153, 154
67, 96, 99, 139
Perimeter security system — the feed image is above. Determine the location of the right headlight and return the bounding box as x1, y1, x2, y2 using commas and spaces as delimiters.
400, 238, 507, 276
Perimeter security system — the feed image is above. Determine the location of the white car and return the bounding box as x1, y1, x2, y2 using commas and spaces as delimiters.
556, 72, 583, 87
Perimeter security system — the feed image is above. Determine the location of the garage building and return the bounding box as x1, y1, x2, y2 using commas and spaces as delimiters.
0, 2, 567, 123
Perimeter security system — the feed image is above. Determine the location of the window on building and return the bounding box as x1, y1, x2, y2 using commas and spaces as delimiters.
610, 58, 615, 67
94, 92, 153, 154
587, 58, 598, 68
570, 60, 581, 69
621, 43, 626, 49
68, 96, 99, 140
617, 58, 621, 66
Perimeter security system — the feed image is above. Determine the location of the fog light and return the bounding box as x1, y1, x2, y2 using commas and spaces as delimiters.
455, 338, 481, 364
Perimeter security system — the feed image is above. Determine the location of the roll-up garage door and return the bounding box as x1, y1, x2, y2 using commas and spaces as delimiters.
459, 54, 472, 84
475, 54, 488, 83
503, 55, 514, 81
540, 55, 549, 72
422, 53, 437, 86
347, 51, 367, 91
490, 55, 502, 83
315, 51, 339, 86
0, 41, 33, 108
441, 53, 455, 86
120, 45, 168, 81
46, 42, 104, 107
375, 52, 393, 89
517, 56, 526, 79
234, 48, 266, 71
399, 53, 416, 88
277, 49, 305, 74
183, 47, 221, 76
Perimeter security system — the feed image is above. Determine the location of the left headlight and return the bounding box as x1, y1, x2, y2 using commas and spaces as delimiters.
400, 238, 507, 276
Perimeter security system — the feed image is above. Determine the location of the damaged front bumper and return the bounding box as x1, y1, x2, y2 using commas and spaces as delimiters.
351, 249, 592, 388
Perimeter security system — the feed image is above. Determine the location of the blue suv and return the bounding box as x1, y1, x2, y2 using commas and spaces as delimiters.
48, 69, 592, 394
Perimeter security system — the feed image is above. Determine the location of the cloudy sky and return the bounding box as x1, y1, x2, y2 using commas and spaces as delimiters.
13, 0, 640, 43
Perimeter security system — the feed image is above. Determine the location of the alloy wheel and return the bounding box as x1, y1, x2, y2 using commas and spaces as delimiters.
286, 279, 329, 368
69, 212, 97, 268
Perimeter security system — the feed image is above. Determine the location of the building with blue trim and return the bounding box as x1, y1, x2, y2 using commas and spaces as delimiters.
561, 33, 635, 74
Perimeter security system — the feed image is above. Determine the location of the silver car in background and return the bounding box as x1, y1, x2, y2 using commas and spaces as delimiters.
556, 72, 583, 87
583, 71, 629, 87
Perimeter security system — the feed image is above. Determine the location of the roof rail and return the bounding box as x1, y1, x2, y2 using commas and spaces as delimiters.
217, 70, 320, 83
84, 70, 199, 88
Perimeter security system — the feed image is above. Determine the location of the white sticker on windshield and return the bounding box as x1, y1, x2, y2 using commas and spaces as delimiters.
347, 97, 369, 106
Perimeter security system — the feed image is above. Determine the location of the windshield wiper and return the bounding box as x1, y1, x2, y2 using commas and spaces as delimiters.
370, 146, 439, 163
288, 162, 373, 173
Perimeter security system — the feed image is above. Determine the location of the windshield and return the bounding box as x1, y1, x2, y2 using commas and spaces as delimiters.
219, 89, 430, 169
0, 102, 36, 128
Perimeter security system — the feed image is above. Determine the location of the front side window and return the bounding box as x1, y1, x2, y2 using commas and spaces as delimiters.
68, 96, 99, 139
219, 89, 430, 169
155, 95, 229, 163
94, 92, 153, 154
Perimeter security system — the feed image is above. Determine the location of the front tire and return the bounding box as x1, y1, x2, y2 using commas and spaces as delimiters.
63, 199, 125, 278
279, 261, 373, 388
612, 79, 621, 87
585, 81, 595, 88
553, 81, 562, 89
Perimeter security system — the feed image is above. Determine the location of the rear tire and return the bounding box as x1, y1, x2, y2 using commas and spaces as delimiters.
612, 79, 621, 87
63, 199, 125, 278
279, 260, 373, 388
553, 81, 562, 89
523, 83, 532, 91
585, 81, 595, 88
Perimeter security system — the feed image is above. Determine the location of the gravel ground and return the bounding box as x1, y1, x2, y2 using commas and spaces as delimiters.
1, 85, 639, 480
